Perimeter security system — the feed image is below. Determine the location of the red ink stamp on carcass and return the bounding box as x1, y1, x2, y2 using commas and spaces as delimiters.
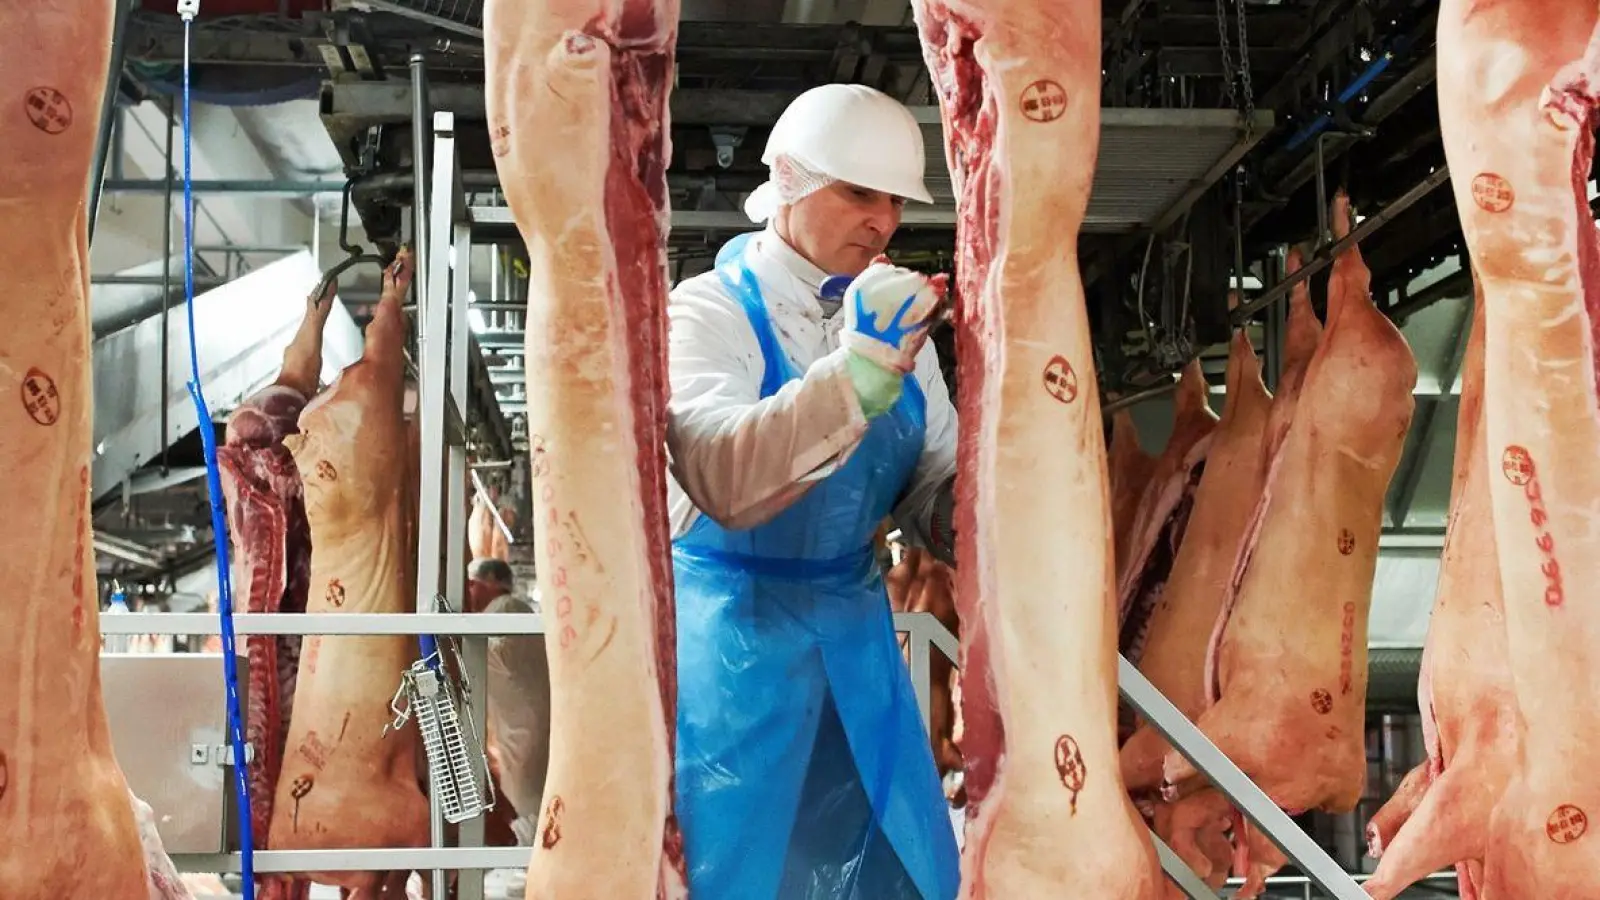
1502, 446, 1534, 486
542, 484, 555, 503
1310, 688, 1334, 715
490, 124, 512, 159
551, 568, 568, 590
1053, 734, 1086, 814
1042, 355, 1078, 404
289, 774, 314, 831
542, 796, 565, 848
299, 732, 333, 771
1548, 804, 1588, 843
23, 87, 72, 135
1339, 602, 1356, 694
1020, 80, 1068, 123
1336, 529, 1355, 555
315, 460, 337, 482
325, 578, 345, 608
20, 367, 61, 426
1470, 173, 1514, 213
1503, 446, 1565, 607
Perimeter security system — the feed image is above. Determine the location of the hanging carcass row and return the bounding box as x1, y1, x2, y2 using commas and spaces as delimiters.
1161, 193, 1418, 889
483, 1, 687, 897
911, 0, 1165, 895
1435, 0, 1600, 894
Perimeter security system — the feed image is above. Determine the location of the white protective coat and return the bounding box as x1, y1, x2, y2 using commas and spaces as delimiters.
665, 226, 956, 543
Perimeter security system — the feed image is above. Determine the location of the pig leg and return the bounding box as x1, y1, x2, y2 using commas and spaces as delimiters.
275, 278, 339, 398
1365, 761, 1432, 857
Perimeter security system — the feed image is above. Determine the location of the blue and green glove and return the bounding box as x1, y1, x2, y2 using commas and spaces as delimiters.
840, 258, 950, 418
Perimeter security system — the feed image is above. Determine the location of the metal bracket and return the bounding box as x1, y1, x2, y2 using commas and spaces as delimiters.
191, 742, 255, 767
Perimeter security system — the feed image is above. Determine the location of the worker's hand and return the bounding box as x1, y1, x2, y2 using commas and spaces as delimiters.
842, 258, 950, 375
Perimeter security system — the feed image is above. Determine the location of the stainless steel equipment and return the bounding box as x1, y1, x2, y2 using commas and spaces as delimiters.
101, 651, 248, 854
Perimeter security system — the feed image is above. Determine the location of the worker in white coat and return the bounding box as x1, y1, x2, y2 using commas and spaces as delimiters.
668, 83, 960, 900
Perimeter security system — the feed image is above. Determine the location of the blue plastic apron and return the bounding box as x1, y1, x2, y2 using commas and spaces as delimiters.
673, 233, 960, 900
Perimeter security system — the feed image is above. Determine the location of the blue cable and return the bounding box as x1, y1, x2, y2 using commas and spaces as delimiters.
179, 14, 257, 893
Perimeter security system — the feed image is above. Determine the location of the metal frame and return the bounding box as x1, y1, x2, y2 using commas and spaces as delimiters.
115, 610, 1413, 900
108, 112, 1397, 900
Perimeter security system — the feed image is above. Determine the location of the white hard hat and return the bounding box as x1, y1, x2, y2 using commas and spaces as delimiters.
743, 83, 934, 223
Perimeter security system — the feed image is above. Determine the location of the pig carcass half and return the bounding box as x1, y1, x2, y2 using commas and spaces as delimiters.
1363, 285, 1514, 900
912, 0, 1164, 896
484, 1, 686, 897
1437, 1, 1600, 893
270, 256, 430, 893
1116, 359, 1218, 665
1164, 194, 1417, 889
1119, 332, 1272, 896
0, 2, 152, 895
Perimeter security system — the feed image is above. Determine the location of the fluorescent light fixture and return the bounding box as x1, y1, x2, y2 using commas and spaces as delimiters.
469, 308, 488, 334
1230, 275, 1264, 290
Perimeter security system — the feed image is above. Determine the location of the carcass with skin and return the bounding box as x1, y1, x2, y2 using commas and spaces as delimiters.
483, 1, 686, 897
1363, 285, 1513, 900
1120, 279, 1319, 899
1115, 359, 1218, 663
1163, 195, 1417, 892
268, 254, 430, 894
912, 0, 1163, 896
0, 1, 151, 895
1118, 331, 1272, 897
1109, 409, 1157, 565
1436, 0, 1600, 893
1262, 247, 1324, 463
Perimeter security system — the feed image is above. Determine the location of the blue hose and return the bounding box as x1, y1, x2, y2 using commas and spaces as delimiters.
179, 15, 257, 893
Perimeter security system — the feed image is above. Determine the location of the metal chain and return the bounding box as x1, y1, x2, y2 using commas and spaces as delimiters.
1214, 0, 1237, 111
1234, 0, 1256, 132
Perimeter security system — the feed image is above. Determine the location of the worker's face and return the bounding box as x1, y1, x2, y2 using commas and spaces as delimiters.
778, 181, 905, 277
467, 578, 510, 613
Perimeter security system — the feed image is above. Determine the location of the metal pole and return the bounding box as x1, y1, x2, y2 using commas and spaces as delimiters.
1103, 379, 1179, 415
450, 220, 486, 900
160, 102, 177, 475
1118, 658, 1369, 900
87, 0, 134, 247
410, 53, 431, 293
420, 111, 454, 900
1231, 165, 1451, 323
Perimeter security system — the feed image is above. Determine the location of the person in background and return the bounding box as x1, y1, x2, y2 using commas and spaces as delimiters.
666, 83, 960, 900
466, 557, 516, 613
463, 559, 551, 853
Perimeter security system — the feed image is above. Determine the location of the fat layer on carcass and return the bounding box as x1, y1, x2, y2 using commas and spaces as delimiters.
1437, 1, 1600, 893
1164, 194, 1417, 888
1118, 333, 1272, 896
267, 257, 429, 892
1115, 360, 1218, 665
0, 2, 151, 895
912, 1, 1163, 896
1364, 285, 1513, 900
484, 1, 686, 897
